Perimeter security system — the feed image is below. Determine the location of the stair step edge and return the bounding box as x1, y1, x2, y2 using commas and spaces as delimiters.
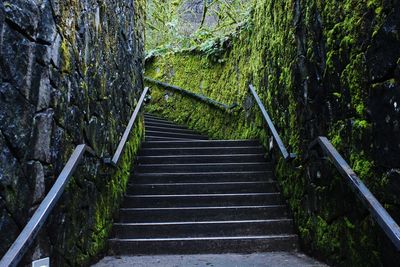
126, 193, 281, 197
109, 234, 298, 242
129, 181, 275, 186
120, 205, 287, 211
114, 219, 293, 226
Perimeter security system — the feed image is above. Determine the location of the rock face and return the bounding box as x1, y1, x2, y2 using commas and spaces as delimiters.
0, 0, 145, 265
145, 1, 400, 266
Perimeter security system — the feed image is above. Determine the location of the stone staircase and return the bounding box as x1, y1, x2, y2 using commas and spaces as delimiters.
108, 113, 298, 255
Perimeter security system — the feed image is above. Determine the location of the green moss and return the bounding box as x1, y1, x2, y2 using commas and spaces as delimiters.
49, 0, 148, 264
144, 0, 392, 266
60, 38, 71, 74
350, 152, 374, 182
85, 118, 144, 264
145, 52, 261, 140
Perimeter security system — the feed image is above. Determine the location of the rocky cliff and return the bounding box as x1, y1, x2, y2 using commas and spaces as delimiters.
0, 0, 145, 265
145, 0, 400, 266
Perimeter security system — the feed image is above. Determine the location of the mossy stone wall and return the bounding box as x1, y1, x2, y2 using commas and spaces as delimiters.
0, 0, 146, 265
145, 0, 400, 266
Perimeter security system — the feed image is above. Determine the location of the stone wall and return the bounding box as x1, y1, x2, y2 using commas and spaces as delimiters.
145, 0, 400, 266
0, 0, 145, 265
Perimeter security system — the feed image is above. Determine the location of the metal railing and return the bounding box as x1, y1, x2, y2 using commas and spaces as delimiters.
2, 80, 399, 267
249, 84, 400, 251
310, 137, 400, 250
144, 77, 238, 111
249, 84, 296, 161
0, 87, 150, 267
109, 87, 149, 166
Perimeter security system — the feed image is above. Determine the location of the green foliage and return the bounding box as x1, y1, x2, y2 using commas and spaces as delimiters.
145, 0, 393, 265
198, 35, 230, 63
145, 0, 253, 55
87, 119, 144, 263
145, 53, 260, 140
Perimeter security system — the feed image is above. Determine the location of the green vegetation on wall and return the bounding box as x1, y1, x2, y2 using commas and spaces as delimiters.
86, 119, 144, 264
0, 0, 146, 265
145, 0, 400, 266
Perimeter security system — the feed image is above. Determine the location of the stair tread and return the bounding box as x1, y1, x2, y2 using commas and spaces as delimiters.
108, 115, 298, 255
137, 154, 265, 158
143, 139, 259, 143
146, 130, 206, 136
126, 181, 279, 194
120, 205, 286, 211
144, 122, 189, 129
145, 136, 202, 141
110, 234, 298, 242
143, 146, 262, 151
129, 181, 275, 186
128, 193, 280, 197
114, 219, 293, 226
138, 162, 269, 166
142, 140, 260, 148
135, 171, 272, 176
145, 125, 199, 134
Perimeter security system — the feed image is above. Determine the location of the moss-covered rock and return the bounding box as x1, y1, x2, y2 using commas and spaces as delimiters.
0, 0, 146, 265
145, 0, 400, 266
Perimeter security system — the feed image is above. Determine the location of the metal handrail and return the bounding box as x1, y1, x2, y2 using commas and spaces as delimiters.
249, 84, 296, 161
110, 86, 149, 165
0, 145, 92, 267
0, 87, 150, 267
310, 137, 400, 251
249, 84, 400, 250
144, 77, 238, 111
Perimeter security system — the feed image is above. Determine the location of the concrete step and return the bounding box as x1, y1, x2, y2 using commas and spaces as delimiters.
107, 115, 299, 256
121, 193, 284, 208
109, 235, 298, 255
138, 146, 264, 156
144, 136, 195, 142
113, 219, 294, 238
145, 121, 189, 130
126, 181, 278, 195
145, 136, 199, 142
137, 154, 266, 164
133, 171, 273, 183
145, 130, 208, 140
136, 162, 272, 173
145, 125, 200, 135
118, 205, 290, 223
141, 140, 260, 148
